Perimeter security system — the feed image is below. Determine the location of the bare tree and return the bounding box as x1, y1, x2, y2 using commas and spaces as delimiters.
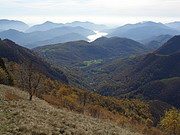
15, 61, 44, 101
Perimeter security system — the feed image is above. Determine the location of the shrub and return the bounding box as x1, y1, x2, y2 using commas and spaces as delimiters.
160, 108, 180, 135
0, 67, 9, 84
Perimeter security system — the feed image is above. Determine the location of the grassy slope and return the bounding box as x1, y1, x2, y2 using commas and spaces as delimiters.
0, 84, 141, 135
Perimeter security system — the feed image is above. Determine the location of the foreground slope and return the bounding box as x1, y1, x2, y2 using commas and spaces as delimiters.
0, 84, 140, 135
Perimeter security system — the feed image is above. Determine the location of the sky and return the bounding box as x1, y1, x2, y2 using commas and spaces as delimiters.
0, 0, 180, 26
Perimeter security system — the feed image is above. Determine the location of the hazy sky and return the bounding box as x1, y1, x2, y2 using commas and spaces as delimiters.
0, 0, 180, 26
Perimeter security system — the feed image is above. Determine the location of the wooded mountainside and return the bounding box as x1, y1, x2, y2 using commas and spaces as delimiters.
0, 31, 179, 134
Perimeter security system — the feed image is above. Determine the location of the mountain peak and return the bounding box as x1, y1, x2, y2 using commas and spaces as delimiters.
43, 21, 54, 24
140, 21, 161, 24
155, 35, 180, 55
0, 19, 29, 31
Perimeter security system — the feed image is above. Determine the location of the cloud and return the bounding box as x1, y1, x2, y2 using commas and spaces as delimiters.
0, 0, 180, 25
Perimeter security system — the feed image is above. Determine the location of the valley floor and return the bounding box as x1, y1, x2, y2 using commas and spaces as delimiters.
0, 84, 141, 135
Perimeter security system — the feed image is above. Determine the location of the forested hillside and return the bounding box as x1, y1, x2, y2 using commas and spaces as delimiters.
0, 38, 68, 83
33, 35, 180, 109
33, 37, 151, 90
34, 37, 149, 68
97, 36, 180, 108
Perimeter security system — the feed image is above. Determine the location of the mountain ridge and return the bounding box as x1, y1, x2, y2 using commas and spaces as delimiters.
0, 26, 94, 48
96, 35, 180, 108
0, 38, 68, 83
155, 35, 180, 55
0, 19, 29, 31
33, 37, 151, 90
108, 21, 179, 41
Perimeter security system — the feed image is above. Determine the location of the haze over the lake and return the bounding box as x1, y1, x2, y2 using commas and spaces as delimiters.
0, 0, 180, 26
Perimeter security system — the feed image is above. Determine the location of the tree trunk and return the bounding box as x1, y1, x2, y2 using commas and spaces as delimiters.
29, 94, 33, 101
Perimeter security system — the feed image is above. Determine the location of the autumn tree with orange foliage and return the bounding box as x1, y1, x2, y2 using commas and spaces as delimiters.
160, 108, 180, 135
43, 78, 62, 95
0, 67, 9, 84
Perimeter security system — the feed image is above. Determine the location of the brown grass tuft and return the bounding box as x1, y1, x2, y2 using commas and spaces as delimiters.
5, 92, 20, 101
42, 94, 62, 107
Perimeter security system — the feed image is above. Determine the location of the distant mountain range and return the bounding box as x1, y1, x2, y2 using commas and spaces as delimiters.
0, 19, 29, 31
108, 21, 180, 41
1, 19, 180, 49
0, 19, 107, 32
165, 21, 180, 30
26, 21, 107, 33
0, 19, 108, 48
26, 33, 88, 48
26, 21, 64, 33
0, 26, 94, 48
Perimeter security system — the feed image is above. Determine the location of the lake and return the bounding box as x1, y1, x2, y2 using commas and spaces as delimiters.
88, 31, 108, 42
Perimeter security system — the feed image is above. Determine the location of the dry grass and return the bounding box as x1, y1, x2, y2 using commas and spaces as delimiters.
0, 84, 142, 135
5, 92, 20, 101
42, 94, 62, 107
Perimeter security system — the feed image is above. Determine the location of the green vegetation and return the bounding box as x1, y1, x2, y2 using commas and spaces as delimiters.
160, 77, 180, 84
83, 59, 103, 67
155, 54, 169, 56
91, 68, 104, 74
129, 54, 137, 58
140, 72, 153, 82
41, 48, 56, 53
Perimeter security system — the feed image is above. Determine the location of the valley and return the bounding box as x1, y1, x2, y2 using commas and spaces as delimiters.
0, 19, 180, 135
